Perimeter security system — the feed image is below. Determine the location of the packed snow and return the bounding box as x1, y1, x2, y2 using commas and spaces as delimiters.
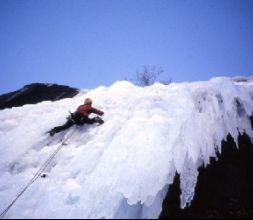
0, 77, 252, 218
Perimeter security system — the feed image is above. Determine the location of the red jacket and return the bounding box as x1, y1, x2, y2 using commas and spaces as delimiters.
76, 104, 104, 117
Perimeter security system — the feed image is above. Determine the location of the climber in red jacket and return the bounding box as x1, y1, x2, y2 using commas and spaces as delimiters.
48, 98, 104, 136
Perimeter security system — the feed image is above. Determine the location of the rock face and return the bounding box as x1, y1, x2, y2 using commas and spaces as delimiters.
0, 83, 79, 110
160, 130, 253, 219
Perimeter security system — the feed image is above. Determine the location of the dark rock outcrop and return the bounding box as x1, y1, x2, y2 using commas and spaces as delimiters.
0, 83, 79, 110
159, 131, 253, 219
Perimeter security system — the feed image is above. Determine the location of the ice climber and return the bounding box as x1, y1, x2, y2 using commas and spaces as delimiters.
47, 98, 104, 136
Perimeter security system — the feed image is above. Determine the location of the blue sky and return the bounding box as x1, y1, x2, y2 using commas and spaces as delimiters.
0, 0, 253, 94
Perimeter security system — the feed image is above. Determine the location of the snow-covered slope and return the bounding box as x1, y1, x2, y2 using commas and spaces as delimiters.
0, 77, 252, 218
0, 83, 79, 110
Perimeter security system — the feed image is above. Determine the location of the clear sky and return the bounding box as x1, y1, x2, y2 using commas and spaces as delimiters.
0, 0, 253, 94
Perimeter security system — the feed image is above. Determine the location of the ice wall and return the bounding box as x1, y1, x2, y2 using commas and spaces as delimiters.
0, 77, 252, 218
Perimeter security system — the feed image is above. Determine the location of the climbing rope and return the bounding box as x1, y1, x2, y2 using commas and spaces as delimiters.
0, 130, 76, 219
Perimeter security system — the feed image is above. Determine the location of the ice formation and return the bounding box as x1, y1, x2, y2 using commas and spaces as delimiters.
0, 77, 252, 218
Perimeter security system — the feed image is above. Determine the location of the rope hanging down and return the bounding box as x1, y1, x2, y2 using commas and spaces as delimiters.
0, 131, 75, 219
